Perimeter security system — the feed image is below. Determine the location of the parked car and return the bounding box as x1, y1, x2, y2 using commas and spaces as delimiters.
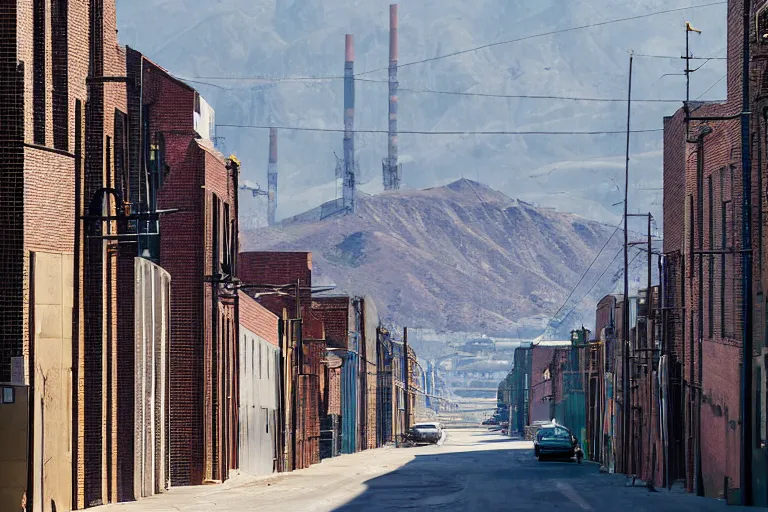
533, 424, 583, 463
482, 418, 499, 426
409, 423, 442, 444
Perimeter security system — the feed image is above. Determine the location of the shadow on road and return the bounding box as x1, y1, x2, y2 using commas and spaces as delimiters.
331, 439, 749, 512
331, 444, 588, 511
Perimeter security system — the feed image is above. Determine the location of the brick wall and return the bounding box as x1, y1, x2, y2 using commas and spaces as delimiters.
311, 297, 350, 349
239, 292, 279, 347
360, 297, 379, 449
529, 347, 554, 424
238, 251, 312, 318
657, 0, 768, 498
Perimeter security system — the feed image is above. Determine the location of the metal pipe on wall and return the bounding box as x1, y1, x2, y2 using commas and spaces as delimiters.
739, 0, 754, 504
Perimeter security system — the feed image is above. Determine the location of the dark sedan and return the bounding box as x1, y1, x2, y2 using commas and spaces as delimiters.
533, 424, 582, 462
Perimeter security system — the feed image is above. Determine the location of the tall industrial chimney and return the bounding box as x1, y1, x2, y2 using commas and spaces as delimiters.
267, 128, 278, 226
383, 4, 401, 190
343, 34, 356, 213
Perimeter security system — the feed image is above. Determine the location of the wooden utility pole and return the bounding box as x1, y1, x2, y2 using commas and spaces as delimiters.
622, 51, 634, 476
281, 309, 293, 472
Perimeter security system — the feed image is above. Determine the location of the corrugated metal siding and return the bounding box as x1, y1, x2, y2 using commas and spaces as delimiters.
134, 258, 171, 499
238, 327, 279, 476
341, 353, 359, 454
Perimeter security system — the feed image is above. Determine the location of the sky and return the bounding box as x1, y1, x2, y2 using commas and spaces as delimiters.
115, 0, 729, 229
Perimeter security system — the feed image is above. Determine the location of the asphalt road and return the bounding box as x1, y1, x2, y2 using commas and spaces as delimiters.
106, 428, 754, 511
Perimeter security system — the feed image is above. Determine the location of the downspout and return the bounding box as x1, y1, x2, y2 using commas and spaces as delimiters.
230, 157, 240, 472
695, 127, 712, 496
739, 0, 754, 504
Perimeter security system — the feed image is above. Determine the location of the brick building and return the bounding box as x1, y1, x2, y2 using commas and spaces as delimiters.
661, 0, 768, 501
0, 0, 137, 509
133, 56, 241, 487
239, 251, 321, 470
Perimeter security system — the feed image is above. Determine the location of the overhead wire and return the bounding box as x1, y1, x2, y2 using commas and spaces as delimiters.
553, 247, 645, 329
177, 74, 688, 104
696, 74, 726, 99
187, 2, 726, 82
544, 219, 624, 326
635, 53, 726, 60
216, 124, 664, 136
355, 1, 727, 76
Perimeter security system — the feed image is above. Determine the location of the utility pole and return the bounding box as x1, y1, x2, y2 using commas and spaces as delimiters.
739, 0, 753, 504
404, 327, 410, 431
648, 214, 652, 305
622, 51, 634, 476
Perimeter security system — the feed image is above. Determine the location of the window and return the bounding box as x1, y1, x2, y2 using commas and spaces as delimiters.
758, 3, 768, 44
212, 195, 220, 274
114, 111, 128, 201
33, 0, 46, 144
150, 133, 166, 188
52, 0, 69, 150
708, 175, 714, 338
106, 137, 112, 235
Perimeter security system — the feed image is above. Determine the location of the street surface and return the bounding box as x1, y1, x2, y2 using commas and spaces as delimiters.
105, 429, 751, 511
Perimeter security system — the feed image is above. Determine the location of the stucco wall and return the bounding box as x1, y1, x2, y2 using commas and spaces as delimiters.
31, 251, 73, 512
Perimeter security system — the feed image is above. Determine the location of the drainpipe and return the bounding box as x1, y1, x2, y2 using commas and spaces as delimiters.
739, 0, 754, 504
694, 126, 712, 496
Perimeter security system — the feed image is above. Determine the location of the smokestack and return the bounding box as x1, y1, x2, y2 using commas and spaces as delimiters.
267, 128, 278, 226
343, 34, 356, 213
383, 4, 401, 190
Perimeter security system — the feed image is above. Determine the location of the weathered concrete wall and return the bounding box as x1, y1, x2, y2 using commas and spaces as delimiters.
0, 385, 29, 512
134, 258, 171, 499
239, 325, 279, 476
31, 251, 73, 512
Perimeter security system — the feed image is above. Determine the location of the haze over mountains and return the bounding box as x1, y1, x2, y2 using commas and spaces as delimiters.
116, 0, 727, 228
242, 180, 652, 336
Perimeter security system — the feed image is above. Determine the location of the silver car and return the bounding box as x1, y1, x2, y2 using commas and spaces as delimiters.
410, 422, 441, 444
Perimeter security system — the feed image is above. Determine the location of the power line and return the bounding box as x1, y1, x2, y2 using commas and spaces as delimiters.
554, 246, 644, 329
179, 74, 686, 104
696, 73, 726, 99
545, 219, 624, 326
356, 1, 727, 76
397, 87, 683, 103
188, 2, 726, 82
216, 124, 664, 136
635, 53, 726, 60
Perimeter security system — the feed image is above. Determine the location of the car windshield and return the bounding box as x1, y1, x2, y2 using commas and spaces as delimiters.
538, 427, 570, 440
416, 424, 437, 429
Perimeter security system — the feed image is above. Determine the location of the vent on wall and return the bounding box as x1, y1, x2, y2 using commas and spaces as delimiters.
758, 4, 768, 43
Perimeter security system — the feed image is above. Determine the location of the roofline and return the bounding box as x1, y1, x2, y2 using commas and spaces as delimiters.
128, 46, 196, 93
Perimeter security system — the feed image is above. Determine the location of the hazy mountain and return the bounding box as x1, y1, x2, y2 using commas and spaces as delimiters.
116, 0, 728, 229
241, 180, 652, 336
